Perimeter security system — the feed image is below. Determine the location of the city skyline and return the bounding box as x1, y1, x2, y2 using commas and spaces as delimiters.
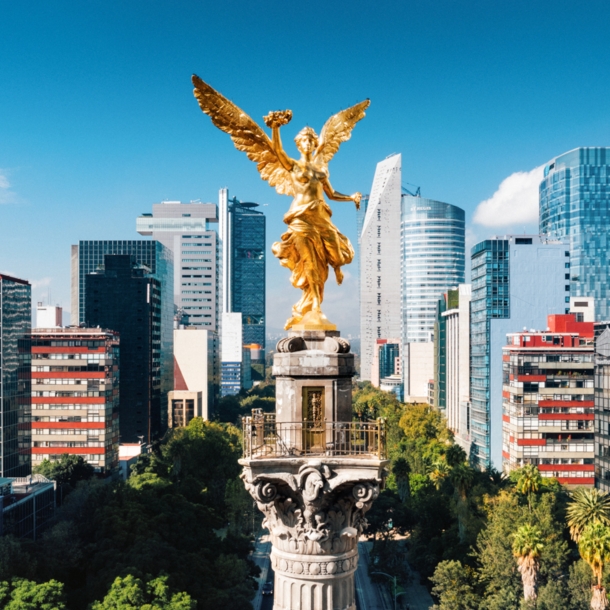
2, 2, 610, 335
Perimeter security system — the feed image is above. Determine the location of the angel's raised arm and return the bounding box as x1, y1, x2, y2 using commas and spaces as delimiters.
269, 124, 294, 171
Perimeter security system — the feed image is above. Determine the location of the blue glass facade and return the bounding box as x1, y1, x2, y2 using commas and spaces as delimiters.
378, 342, 399, 380
470, 239, 510, 466
469, 236, 568, 469
0, 275, 31, 477
401, 198, 465, 344
227, 200, 265, 347
540, 148, 610, 320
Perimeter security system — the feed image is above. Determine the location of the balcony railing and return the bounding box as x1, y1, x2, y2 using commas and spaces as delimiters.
242, 413, 386, 460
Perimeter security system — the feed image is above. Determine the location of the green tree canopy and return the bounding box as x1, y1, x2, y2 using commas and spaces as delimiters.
33, 455, 95, 488
0, 578, 66, 610
90, 574, 196, 610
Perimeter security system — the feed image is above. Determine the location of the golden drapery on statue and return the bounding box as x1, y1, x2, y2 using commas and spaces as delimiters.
192, 75, 369, 330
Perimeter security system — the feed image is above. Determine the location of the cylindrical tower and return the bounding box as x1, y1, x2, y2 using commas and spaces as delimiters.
400, 197, 465, 343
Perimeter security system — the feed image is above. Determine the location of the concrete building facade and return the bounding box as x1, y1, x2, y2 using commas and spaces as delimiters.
136, 201, 219, 330
169, 328, 219, 425
440, 284, 472, 452
502, 314, 594, 487
30, 327, 120, 475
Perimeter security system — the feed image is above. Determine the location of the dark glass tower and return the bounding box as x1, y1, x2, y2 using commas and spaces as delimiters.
540, 148, 610, 321
72, 240, 173, 431
85, 255, 163, 443
0, 274, 31, 477
225, 198, 266, 348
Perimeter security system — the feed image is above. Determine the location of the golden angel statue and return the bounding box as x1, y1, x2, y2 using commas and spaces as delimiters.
192, 75, 369, 330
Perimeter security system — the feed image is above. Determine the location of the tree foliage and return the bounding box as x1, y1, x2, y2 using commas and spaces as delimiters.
33, 455, 94, 488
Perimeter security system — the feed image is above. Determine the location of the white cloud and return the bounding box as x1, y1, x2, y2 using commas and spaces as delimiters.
31, 277, 52, 290
473, 165, 545, 228
0, 170, 16, 204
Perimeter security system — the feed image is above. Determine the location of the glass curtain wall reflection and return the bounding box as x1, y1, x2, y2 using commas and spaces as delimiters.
400, 198, 465, 343
540, 147, 610, 320
0, 274, 31, 477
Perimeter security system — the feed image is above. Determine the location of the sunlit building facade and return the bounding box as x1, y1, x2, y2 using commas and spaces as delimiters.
30, 327, 119, 475
540, 147, 610, 320
503, 314, 595, 487
470, 236, 568, 469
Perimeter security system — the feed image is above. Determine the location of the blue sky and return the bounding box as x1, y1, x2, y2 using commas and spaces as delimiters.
1, 1, 609, 335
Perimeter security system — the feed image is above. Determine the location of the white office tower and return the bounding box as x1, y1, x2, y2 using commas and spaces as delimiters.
444, 284, 471, 453
359, 154, 402, 380
137, 201, 219, 330
35, 304, 62, 328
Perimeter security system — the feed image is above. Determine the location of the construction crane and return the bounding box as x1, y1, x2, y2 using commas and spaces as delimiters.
401, 183, 421, 197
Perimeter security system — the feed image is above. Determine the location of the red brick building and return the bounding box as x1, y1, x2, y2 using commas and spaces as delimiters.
30, 328, 119, 475
502, 313, 595, 487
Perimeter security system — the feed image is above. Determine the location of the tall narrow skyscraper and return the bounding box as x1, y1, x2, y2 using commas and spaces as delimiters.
540, 147, 610, 320
0, 274, 31, 477
85, 255, 163, 443
469, 236, 568, 468
219, 189, 266, 347
218, 189, 265, 392
360, 154, 402, 380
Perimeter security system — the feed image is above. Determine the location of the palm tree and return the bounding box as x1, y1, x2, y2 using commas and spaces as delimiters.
512, 524, 544, 602
567, 488, 610, 542
450, 462, 475, 543
515, 464, 542, 512
429, 460, 450, 491
578, 523, 610, 610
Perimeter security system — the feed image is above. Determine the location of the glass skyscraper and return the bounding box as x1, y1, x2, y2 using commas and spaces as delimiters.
400, 197, 465, 343
0, 274, 31, 477
71, 240, 173, 431
85, 255, 163, 442
540, 147, 610, 320
470, 236, 568, 468
223, 196, 266, 348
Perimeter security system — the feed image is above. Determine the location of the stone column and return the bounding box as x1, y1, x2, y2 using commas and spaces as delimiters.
241, 457, 385, 610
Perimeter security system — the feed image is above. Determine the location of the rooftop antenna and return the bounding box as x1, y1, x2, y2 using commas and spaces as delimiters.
401, 184, 421, 197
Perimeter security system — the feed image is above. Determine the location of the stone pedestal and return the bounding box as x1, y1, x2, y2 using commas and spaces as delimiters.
241, 457, 385, 610
240, 329, 387, 610
273, 331, 354, 441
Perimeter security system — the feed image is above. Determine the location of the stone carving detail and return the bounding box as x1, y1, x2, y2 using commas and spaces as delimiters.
275, 334, 351, 354
276, 336, 306, 353
242, 463, 380, 555
271, 551, 358, 577
323, 336, 351, 354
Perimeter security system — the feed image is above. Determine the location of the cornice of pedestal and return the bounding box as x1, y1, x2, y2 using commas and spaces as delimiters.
241, 457, 387, 556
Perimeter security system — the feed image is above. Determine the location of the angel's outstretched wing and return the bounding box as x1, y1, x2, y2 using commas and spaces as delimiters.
314, 100, 370, 165
192, 75, 294, 196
